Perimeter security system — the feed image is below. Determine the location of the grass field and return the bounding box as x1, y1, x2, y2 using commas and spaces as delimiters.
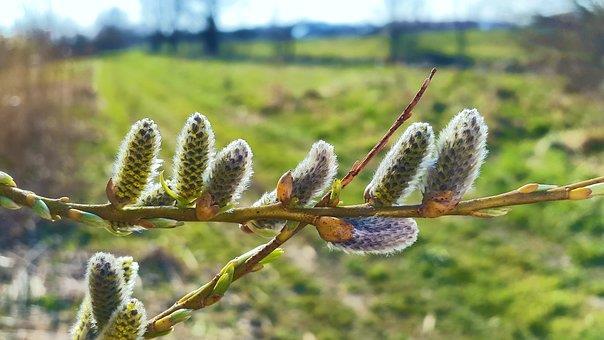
76, 44, 604, 339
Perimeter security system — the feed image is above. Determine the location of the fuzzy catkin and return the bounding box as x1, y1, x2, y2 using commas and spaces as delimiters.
86, 253, 126, 331
112, 119, 162, 205
137, 182, 175, 206
98, 298, 146, 340
172, 113, 215, 201
328, 217, 419, 255
70, 295, 95, 340
365, 123, 434, 206
251, 141, 338, 230
205, 139, 253, 207
424, 109, 488, 204
117, 256, 138, 293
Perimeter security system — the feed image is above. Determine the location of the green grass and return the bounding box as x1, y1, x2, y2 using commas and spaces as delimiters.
75, 33, 604, 339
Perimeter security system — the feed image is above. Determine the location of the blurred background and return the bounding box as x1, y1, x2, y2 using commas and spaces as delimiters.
0, 0, 603, 338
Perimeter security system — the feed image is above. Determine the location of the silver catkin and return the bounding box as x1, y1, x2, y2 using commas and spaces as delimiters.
251, 140, 338, 230
172, 113, 215, 202
328, 217, 419, 255
112, 118, 162, 206
205, 139, 253, 207
365, 122, 434, 206
423, 109, 488, 204
86, 252, 126, 331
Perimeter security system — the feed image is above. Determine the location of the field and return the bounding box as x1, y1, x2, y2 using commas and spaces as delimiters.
2, 30, 604, 339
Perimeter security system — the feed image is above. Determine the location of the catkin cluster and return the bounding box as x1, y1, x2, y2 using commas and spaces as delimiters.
315, 109, 487, 254
71, 253, 145, 340
106, 113, 253, 234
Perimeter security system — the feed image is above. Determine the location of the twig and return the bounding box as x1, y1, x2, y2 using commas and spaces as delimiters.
141, 68, 439, 336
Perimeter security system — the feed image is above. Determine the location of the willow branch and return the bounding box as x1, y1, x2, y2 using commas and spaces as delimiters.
137, 68, 439, 337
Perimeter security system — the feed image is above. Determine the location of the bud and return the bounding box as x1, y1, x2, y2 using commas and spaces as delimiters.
258, 248, 285, 265
365, 123, 435, 206
569, 187, 591, 200
0, 171, 16, 187
172, 113, 215, 202
195, 192, 220, 220
67, 209, 110, 229
155, 309, 193, 331
117, 256, 138, 293
111, 118, 162, 207
137, 182, 175, 206
205, 139, 253, 207
251, 140, 338, 229
328, 217, 419, 255
212, 262, 235, 297
314, 216, 354, 242
98, 298, 146, 340
516, 183, 557, 194
86, 252, 126, 330
423, 109, 488, 213
70, 295, 95, 340
276, 171, 294, 204
31, 197, 52, 220
0, 196, 20, 210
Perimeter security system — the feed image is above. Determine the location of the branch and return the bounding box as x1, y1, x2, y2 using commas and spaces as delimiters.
1, 176, 601, 224
140, 68, 439, 336
1, 67, 599, 337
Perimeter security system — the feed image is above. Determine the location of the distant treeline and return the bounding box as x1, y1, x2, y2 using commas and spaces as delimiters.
52, 20, 510, 58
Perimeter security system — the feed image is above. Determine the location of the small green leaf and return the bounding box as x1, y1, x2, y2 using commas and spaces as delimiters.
79, 211, 110, 229
0, 196, 20, 210
167, 309, 192, 324
32, 198, 52, 220
329, 179, 342, 205
160, 171, 186, 203
212, 262, 235, 296
0, 171, 16, 187
259, 248, 284, 265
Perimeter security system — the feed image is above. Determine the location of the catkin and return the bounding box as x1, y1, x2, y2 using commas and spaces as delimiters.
251, 141, 338, 230
328, 217, 419, 255
86, 253, 126, 330
172, 113, 215, 202
98, 298, 146, 340
112, 119, 162, 206
423, 109, 488, 205
365, 123, 434, 206
205, 139, 253, 207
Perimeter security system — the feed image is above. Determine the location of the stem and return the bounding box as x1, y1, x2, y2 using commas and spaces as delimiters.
143, 68, 439, 337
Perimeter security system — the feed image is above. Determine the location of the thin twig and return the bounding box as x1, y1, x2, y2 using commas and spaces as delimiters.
141, 68, 439, 336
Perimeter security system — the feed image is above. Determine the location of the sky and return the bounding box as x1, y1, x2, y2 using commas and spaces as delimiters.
0, 0, 576, 34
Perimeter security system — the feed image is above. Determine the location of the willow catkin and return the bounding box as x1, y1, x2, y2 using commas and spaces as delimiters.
365, 123, 434, 206
251, 141, 338, 230
328, 217, 419, 255
137, 182, 175, 206
423, 109, 488, 206
86, 253, 126, 330
98, 298, 146, 340
205, 139, 253, 207
172, 113, 215, 202
112, 119, 162, 206
117, 256, 138, 294
70, 295, 95, 340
